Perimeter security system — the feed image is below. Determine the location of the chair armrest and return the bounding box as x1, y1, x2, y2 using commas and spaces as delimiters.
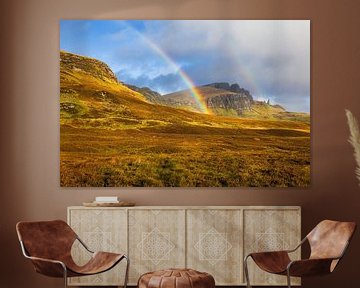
26, 255, 65, 265
25, 255, 67, 278
248, 250, 289, 256
19, 240, 67, 277
287, 258, 336, 277
76, 236, 94, 253
285, 237, 307, 253
245, 237, 306, 259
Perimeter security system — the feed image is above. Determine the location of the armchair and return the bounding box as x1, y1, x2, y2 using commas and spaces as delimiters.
16, 220, 129, 288
244, 220, 356, 288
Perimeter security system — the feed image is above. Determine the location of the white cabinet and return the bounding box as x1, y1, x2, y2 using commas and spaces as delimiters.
68, 206, 301, 286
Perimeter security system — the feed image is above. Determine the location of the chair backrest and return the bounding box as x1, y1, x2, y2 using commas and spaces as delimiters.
16, 220, 77, 261
307, 220, 356, 261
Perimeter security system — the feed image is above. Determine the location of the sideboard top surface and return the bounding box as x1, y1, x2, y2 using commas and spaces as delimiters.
68, 205, 301, 210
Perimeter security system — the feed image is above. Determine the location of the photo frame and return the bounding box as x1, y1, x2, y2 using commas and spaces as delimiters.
60, 20, 310, 187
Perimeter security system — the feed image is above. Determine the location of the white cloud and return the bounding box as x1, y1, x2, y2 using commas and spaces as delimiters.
107, 20, 310, 112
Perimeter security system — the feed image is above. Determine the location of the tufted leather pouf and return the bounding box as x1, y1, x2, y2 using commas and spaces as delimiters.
138, 268, 215, 288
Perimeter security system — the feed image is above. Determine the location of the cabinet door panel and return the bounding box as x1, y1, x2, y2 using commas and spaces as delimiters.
187, 209, 243, 285
244, 209, 301, 286
128, 209, 186, 284
68, 209, 127, 286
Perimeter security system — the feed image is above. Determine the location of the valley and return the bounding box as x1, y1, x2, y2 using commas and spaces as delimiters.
60, 51, 310, 187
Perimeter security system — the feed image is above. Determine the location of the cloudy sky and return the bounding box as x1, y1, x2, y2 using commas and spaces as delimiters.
60, 20, 310, 112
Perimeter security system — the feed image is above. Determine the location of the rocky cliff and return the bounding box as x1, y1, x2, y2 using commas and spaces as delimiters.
204, 82, 253, 101
206, 93, 253, 114
203, 82, 254, 115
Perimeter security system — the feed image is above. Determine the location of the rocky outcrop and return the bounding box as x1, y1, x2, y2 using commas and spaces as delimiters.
205, 82, 232, 90
202, 82, 254, 114
204, 82, 253, 101
207, 93, 253, 114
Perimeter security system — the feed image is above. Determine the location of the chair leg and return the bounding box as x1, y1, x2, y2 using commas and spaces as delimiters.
244, 255, 252, 288
286, 269, 291, 288
62, 264, 68, 288
123, 255, 130, 288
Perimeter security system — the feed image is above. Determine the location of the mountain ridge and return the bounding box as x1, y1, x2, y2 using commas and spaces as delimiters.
160, 82, 309, 121
116, 66, 309, 121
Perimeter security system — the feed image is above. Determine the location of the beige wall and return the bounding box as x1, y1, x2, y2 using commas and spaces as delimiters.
1, 0, 360, 287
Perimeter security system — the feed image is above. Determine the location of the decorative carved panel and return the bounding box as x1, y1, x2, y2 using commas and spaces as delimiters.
187, 209, 243, 285
68, 208, 127, 285
128, 209, 186, 284
244, 209, 301, 286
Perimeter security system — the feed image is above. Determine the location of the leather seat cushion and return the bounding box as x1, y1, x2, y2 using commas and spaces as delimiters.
138, 268, 215, 288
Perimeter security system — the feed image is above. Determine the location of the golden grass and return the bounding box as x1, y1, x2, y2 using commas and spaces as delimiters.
60, 123, 310, 187
60, 51, 310, 187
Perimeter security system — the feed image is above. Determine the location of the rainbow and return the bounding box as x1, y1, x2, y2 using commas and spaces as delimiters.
127, 26, 211, 114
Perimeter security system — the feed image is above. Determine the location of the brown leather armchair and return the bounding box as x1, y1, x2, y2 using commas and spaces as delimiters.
16, 220, 129, 288
244, 220, 356, 288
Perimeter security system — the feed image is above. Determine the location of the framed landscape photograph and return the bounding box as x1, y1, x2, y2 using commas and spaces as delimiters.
60, 20, 310, 187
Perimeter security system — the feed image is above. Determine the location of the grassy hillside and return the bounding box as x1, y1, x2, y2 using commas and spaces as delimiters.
242, 102, 310, 122
60, 51, 310, 187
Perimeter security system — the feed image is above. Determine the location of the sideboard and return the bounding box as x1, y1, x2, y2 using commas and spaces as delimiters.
67, 206, 301, 286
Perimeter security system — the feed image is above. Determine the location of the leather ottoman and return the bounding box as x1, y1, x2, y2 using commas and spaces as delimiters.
138, 268, 215, 288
